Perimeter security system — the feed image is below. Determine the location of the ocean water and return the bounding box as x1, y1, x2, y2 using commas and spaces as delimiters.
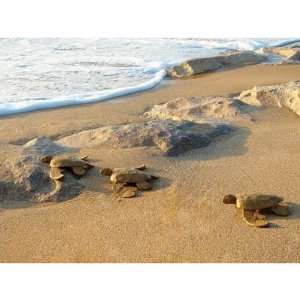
0, 38, 297, 115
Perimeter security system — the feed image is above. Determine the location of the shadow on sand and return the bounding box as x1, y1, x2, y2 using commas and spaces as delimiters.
257, 202, 300, 229
167, 126, 251, 162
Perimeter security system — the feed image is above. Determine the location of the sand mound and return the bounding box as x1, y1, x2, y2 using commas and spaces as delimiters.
23, 137, 75, 156
0, 138, 82, 203
239, 81, 300, 116
144, 96, 253, 123
58, 120, 233, 156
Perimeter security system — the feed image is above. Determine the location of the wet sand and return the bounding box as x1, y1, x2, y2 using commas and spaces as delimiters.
1, 64, 300, 262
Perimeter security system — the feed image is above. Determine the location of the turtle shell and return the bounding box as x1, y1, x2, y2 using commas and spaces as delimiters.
136, 181, 153, 191
50, 157, 91, 168
110, 168, 152, 184
236, 194, 283, 210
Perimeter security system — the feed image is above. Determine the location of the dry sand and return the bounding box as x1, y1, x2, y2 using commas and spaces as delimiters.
1, 64, 300, 262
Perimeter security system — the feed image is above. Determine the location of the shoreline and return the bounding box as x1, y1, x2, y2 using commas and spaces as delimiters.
0, 69, 167, 117
1, 63, 300, 262
1, 64, 300, 145
0, 61, 297, 121
1, 37, 299, 117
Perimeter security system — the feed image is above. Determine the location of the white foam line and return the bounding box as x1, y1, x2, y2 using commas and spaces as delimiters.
0, 69, 166, 116
2, 38, 300, 116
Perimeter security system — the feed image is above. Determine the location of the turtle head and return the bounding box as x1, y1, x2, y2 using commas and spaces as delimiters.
223, 194, 237, 204
40, 155, 53, 164
100, 168, 113, 176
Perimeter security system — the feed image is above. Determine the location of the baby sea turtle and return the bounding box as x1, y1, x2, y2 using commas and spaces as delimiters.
111, 168, 158, 193
41, 155, 93, 193
101, 165, 158, 195
49, 156, 92, 176
223, 193, 290, 227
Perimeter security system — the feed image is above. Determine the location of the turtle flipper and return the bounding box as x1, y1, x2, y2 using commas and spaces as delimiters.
271, 204, 290, 216
50, 167, 64, 180
242, 210, 269, 227
40, 179, 63, 203
112, 181, 117, 193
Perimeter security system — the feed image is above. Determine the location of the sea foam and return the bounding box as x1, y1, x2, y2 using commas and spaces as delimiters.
0, 69, 166, 116
0, 38, 299, 116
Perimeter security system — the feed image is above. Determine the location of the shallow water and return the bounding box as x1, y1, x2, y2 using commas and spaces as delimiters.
0, 38, 296, 115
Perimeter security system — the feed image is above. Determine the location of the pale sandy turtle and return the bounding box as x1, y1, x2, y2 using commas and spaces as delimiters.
41, 155, 93, 178
107, 167, 158, 194
41, 155, 93, 195
101, 164, 148, 177
223, 193, 290, 227
49, 156, 92, 176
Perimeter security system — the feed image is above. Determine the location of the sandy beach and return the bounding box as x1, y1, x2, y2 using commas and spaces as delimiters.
1, 64, 300, 262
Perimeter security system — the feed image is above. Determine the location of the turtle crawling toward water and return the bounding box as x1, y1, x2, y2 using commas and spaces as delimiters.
41, 154, 93, 194
101, 165, 158, 197
223, 193, 290, 227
